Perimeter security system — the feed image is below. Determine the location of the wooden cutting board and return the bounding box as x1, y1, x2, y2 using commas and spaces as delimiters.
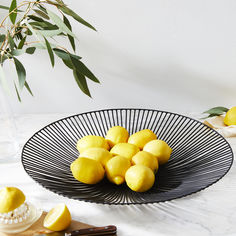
0, 212, 93, 236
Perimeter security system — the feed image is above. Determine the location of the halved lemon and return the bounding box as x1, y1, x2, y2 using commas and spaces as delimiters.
0, 187, 25, 213
43, 203, 71, 231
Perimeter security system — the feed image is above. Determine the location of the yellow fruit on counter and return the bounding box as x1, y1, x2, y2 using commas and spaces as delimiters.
110, 143, 139, 161
125, 165, 155, 192
79, 147, 112, 167
0, 187, 25, 213
132, 151, 158, 173
128, 129, 157, 149
70, 157, 105, 184
76, 135, 109, 153
43, 203, 71, 231
224, 107, 236, 126
105, 155, 131, 185
105, 126, 129, 148
143, 140, 172, 165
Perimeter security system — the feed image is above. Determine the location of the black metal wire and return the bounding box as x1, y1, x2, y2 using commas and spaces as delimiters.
21, 109, 234, 205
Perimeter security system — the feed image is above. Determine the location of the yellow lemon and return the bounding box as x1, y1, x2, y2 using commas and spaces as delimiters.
128, 129, 157, 149
125, 165, 155, 192
224, 106, 236, 126
105, 126, 129, 148
71, 157, 105, 184
132, 151, 158, 173
110, 143, 139, 161
79, 147, 112, 167
43, 203, 71, 231
143, 139, 172, 165
105, 155, 131, 185
76, 135, 109, 153
0, 187, 25, 213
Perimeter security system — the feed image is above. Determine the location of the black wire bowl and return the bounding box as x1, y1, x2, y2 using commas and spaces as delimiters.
21, 109, 233, 205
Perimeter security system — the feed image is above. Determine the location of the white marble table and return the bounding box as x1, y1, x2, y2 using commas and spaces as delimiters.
0, 114, 236, 236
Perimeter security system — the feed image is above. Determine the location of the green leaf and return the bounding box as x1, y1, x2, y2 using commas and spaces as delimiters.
53, 48, 81, 60
44, 37, 54, 67
46, 9, 76, 38
0, 53, 8, 64
28, 15, 44, 22
18, 36, 26, 49
29, 21, 59, 30
203, 106, 229, 116
58, 5, 96, 31
0, 5, 9, 10
13, 57, 26, 90
24, 29, 32, 36
201, 106, 229, 119
55, 0, 64, 4
53, 48, 69, 60
44, 0, 63, 6
11, 49, 25, 56
33, 9, 50, 20
9, 0, 17, 24
30, 42, 46, 49
0, 35, 5, 43
37, 29, 62, 37
24, 81, 33, 96
69, 57, 99, 83
36, 4, 47, 13
26, 47, 36, 54
15, 29, 23, 40
200, 114, 218, 120
73, 69, 91, 97
8, 34, 16, 50
0, 5, 22, 11
62, 59, 73, 69
14, 82, 21, 102
63, 15, 75, 51
24, 20, 45, 48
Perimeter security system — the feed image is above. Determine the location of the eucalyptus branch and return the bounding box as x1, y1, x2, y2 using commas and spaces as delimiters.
0, 0, 99, 101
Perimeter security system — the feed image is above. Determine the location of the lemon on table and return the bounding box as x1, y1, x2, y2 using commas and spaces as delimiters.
110, 143, 139, 161
43, 203, 71, 231
224, 106, 236, 126
128, 129, 157, 149
105, 126, 129, 148
79, 147, 112, 167
71, 157, 105, 184
143, 139, 172, 165
132, 151, 158, 173
125, 165, 155, 192
105, 155, 131, 185
0, 187, 25, 213
76, 135, 109, 153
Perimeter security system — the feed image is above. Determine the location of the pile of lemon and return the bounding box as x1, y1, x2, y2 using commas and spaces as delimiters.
71, 126, 172, 192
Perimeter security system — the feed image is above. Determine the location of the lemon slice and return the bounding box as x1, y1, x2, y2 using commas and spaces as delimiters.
43, 203, 71, 231
0, 187, 25, 213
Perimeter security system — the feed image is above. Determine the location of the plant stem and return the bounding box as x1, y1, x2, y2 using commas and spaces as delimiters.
0, 0, 56, 28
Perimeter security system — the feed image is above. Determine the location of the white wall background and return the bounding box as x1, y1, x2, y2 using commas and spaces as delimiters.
2, 0, 236, 114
